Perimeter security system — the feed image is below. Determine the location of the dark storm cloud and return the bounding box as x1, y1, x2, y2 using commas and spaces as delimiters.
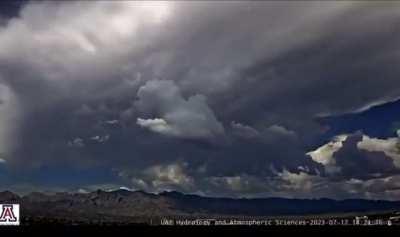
1, 1, 400, 199
0, 1, 26, 24
218, 16, 400, 141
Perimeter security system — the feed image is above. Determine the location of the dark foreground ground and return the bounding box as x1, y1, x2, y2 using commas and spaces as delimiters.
19, 211, 400, 226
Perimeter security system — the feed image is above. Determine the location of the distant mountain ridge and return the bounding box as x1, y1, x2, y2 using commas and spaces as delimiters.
1, 189, 400, 224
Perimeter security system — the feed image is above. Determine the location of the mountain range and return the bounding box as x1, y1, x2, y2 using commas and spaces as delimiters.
1, 189, 400, 225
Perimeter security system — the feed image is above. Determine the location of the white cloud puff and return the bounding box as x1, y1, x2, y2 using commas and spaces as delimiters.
119, 162, 194, 192
357, 134, 400, 168
137, 118, 174, 135
135, 79, 224, 139
145, 163, 194, 189
306, 134, 348, 174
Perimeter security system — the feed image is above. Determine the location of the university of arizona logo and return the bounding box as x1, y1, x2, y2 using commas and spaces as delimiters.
0, 204, 20, 226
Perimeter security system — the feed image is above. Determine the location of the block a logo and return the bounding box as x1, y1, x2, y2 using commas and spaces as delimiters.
0, 204, 20, 226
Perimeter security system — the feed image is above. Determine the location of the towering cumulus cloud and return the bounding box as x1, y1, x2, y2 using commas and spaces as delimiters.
1, 1, 400, 199
135, 79, 224, 140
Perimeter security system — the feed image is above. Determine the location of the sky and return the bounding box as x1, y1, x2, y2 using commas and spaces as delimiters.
1, 1, 400, 200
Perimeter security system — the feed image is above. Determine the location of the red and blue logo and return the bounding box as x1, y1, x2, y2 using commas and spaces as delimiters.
0, 204, 20, 226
